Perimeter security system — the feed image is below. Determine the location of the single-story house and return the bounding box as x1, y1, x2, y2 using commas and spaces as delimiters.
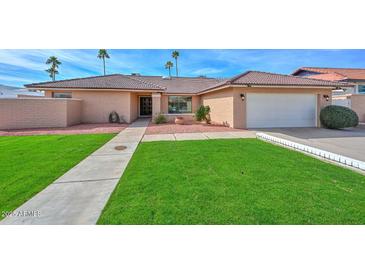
20, 71, 352, 129
292, 67, 365, 121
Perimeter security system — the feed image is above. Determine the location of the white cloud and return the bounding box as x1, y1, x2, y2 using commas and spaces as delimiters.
0, 50, 47, 71
191, 67, 224, 75
0, 74, 34, 84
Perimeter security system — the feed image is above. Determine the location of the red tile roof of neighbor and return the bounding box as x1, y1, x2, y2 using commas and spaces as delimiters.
302, 72, 347, 82
292, 67, 365, 81
25, 71, 353, 94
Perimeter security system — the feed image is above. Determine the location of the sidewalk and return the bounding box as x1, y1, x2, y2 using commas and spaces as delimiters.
1, 119, 149, 225
142, 131, 256, 142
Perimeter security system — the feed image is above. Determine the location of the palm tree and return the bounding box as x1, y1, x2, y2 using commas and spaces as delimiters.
45, 56, 61, 81
165, 61, 174, 77
172, 50, 180, 77
97, 49, 110, 75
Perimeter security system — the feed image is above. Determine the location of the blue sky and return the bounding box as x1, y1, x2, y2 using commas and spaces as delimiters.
0, 49, 365, 87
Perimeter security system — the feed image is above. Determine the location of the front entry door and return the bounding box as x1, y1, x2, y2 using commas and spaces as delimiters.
139, 96, 152, 116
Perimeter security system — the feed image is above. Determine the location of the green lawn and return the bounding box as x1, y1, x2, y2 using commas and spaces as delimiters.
0, 134, 114, 220
98, 139, 365, 225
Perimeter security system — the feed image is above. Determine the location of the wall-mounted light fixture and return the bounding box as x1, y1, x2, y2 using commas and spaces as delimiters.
240, 93, 245, 101
323, 95, 330, 102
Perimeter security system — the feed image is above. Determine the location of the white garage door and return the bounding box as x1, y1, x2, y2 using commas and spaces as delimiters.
247, 93, 317, 128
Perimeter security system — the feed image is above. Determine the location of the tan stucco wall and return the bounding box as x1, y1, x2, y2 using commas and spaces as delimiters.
130, 92, 139, 122
317, 90, 332, 126
152, 93, 162, 118
232, 88, 246, 128
45, 90, 134, 123
201, 87, 332, 128
0, 98, 81, 130
66, 99, 82, 125
192, 95, 201, 113
201, 87, 235, 127
351, 94, 365, 122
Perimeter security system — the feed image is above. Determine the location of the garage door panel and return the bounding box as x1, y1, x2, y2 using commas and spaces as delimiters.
247, 93, 316, 128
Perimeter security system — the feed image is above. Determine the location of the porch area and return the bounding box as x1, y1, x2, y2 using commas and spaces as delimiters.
134, 92, 199, 123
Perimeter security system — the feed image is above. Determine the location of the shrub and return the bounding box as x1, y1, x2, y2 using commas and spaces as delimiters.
195, 105, 211, 122
154, 113, 167, 124
320, 105, 359, 129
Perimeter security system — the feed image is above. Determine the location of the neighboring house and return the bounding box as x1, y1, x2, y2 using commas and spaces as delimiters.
292, 67, 365, 121
0, 84, 43, 98
292, 67, 365, 95
14, 71, 350, 130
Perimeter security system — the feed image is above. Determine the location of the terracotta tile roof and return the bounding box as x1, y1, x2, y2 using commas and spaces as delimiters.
25, 74, 165, 90
25, 74, 220, 94
292, 67, 365, 81
198, 71, 352, 93
128, 75, 221, 94
26, 71, 352, 95
303, 72, 347, 81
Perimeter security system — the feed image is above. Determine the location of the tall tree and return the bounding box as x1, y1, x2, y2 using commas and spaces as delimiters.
165, 61, 174, 77
172, 50, 180, 77
45, 56, 61, 81
97, 49, 110, 75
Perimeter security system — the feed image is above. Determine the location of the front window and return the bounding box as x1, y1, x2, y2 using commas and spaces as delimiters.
52, 92, 72, 98
358, 85, 365, 94
168, 96, 192, 114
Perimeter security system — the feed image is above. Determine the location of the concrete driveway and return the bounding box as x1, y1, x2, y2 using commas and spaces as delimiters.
262, 125, 365, 162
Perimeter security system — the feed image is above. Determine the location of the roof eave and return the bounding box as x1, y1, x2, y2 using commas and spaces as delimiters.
161, 91, 199, 95
343, 79, 365, 82
236, 83, 353, 88
197, 84, 238, 95
25, 86, 164, 92
197, 83, 353, 95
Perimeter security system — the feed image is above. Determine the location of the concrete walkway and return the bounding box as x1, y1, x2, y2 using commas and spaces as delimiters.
142, 131, 256, 142
1, 119, 149, 225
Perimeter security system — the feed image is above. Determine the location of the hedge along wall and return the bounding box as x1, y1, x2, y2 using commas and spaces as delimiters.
0, 98, 82, 130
